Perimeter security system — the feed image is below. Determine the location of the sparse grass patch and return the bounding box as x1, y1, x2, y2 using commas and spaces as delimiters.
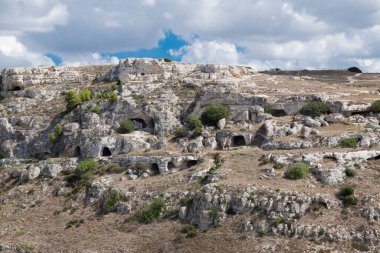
284, 162, 309, 179
339, 137, 359, 148
20, 243, 35, 252
273, 163, 285, 170
65, 218, 85, 229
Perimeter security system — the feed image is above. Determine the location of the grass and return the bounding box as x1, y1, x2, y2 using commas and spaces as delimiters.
284, 162, 309, 179
65, 218, 85, 229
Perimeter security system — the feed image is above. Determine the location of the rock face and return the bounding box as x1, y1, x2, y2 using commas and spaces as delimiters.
1, 59, 380, 251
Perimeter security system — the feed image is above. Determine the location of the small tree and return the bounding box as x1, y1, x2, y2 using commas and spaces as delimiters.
118, 118, 134, 134
339, 137, 359, 148
200, 103, 230, 126
299, 101, 330, 118
66, 90, 82, 110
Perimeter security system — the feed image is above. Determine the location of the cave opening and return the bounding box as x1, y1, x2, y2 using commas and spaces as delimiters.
102, 147, 112, 157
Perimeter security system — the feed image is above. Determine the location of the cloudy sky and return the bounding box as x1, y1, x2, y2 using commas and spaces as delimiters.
1, 0, 380, 71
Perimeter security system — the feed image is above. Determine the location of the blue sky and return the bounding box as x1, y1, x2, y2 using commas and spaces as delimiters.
1, 0, 380, 72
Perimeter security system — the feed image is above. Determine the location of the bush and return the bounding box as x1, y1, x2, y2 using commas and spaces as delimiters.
65, 90, 82, 110
352, 242, 369, 252
103, 190, 122, 213
273, 163, 285, 170
369, 100, 380, 113
299, 101, 330, 118
49, 132, 57, 143
163, 58, 172, 62
200, 103, 230, 126
175, 126, 189, 139
80, 88, 92, 102
264, 104, 273, 114
66, 159, 97, 189
55, 124, 63, 135
339, 185, 358, 205
110, 91, 118, 101
188, 115, 202, 130
111, 81, 119, 90
344, 168, 356, 177
137, 198, 166, 224
348, 67, 362, 73
284, 162, 310, 179
180, 224, 197, 238
118, 118, 134, 134
339, 137, 359, 148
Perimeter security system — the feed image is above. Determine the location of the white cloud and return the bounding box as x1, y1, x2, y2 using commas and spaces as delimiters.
171, 40, 240, 65
0, 36, 53, 68
60, 53, 119, 67
0, 0, 69, 33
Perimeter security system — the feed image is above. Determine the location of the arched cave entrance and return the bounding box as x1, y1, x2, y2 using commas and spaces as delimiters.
131, 117, 155, 131
102, 147, 112, 157
271, 109, 287, 117
13, 86, 22, 91
151, 163, 160, 175
131, 118, 148, 129
232, 136, 246, 147
74, 146, 81, 157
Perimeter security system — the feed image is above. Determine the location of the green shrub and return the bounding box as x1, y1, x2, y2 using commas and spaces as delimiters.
137, 198, 166, 224
200, 103, 230, 126
49, 132, 57, 143
175, 126, 189, 139
110, 91, 118, 101
339, 185, 358, 205
103, 190, 122, 213
273, 163, 285, 170
284, 162, 310, 179
93, 105, 100, 114
65, 90, 82, 110
163, 58, 172, 62
55, 124, 63, 135
188, 115, 203, 131
181, 224, 197, 238
299, 101, 330, 118
111, 81, 119, 90
66, 159, 97, 189
344, 168, 356, 177
339, 137, 359, 148
118, 118, 134, 134
369, 100, 380, 113
80, 88, 92, 102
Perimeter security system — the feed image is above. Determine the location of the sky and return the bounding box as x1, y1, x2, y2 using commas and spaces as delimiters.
1, 0, 380, 72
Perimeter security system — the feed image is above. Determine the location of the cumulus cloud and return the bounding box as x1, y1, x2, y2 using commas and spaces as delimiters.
0, 36, 53, 68
60, 53, 119, 67
171, 40, 240, 65
1, 0, 380, 71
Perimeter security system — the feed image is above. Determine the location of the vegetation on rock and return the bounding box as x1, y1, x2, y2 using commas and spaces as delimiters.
284, 162, 310, 179
118, 118, 135, 134
201, 103, 230, 126
299, 101, 330, 118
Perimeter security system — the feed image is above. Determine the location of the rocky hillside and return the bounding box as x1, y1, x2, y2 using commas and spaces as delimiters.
0, 59, 379, 252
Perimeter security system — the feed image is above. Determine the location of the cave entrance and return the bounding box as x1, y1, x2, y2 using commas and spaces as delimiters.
167, 161, 176, 170
232, 136, 246, 147
13, 86, 22, 91
186, 160, 198, 168
151, 163, 160, 175
271, 110, 287, 117
131, 118, 147, 129
351, 111, 371, 117
74, 146, 81, 157
102, 147, 112, 157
